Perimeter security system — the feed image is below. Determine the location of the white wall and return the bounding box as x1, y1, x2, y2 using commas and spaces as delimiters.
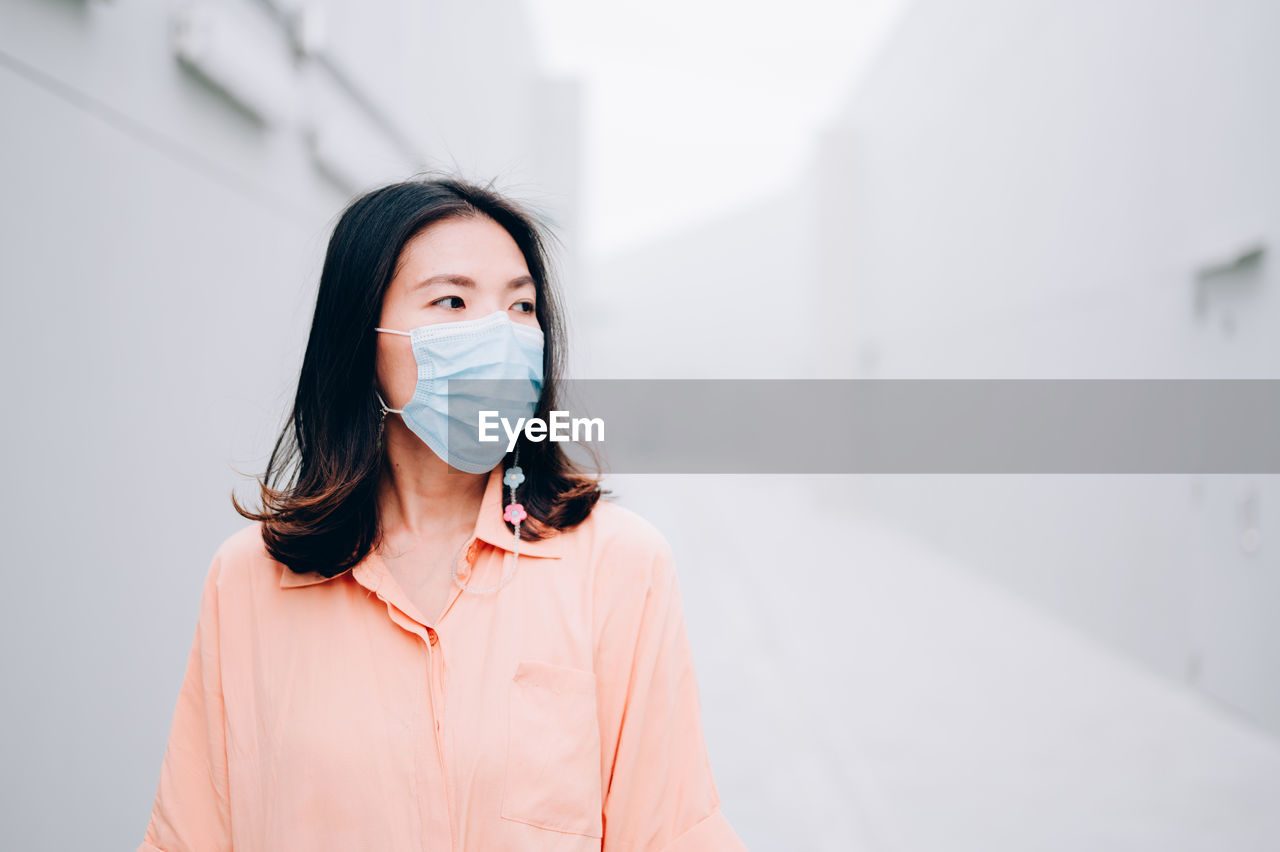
0, 0, 579, 847
579, 181, 822, 379
811, 0, 1280, 733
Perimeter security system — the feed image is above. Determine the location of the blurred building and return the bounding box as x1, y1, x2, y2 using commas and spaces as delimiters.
810, 0, 1280, 736
0, 0, 580, 848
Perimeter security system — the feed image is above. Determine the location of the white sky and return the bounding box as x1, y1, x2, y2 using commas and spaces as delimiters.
521, 0, 910, 260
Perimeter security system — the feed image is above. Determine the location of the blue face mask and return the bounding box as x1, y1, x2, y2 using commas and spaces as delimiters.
374, 310, 545, 473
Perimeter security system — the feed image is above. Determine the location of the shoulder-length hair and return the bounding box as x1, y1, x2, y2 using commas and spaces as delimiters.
233, 173, 604, 577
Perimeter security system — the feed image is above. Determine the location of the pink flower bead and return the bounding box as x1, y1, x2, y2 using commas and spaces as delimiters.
503, 502, 527, 524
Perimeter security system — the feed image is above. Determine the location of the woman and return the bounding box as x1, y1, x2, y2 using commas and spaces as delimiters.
136, 175, 747, 851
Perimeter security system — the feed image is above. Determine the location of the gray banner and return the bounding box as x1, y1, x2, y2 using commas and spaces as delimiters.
447, 379, 1280, 473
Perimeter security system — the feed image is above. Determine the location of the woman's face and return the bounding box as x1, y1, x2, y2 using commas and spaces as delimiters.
376, 214, 540, 410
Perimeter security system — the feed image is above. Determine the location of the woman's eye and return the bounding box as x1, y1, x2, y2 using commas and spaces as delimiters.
512, 300, 535, 313
432, 295, 465, 309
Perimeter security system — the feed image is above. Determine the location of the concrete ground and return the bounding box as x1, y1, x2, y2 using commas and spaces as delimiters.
608, 474, 1280, 852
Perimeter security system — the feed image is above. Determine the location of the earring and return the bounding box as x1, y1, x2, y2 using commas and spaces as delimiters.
452, 447, 525, 595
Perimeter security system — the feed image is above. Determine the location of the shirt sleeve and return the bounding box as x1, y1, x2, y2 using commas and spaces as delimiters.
137, 551, 233, 852
595, 530, 749, 851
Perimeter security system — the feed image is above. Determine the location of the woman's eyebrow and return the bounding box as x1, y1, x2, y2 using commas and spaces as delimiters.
412, 274, 535, 291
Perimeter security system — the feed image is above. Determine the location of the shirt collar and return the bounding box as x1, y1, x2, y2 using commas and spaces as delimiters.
280, 465, 561, 588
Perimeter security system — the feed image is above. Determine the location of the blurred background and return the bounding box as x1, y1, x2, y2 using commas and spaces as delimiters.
2, 0, 1278, 849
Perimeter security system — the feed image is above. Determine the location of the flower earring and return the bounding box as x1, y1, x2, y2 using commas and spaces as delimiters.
503, 463, 527, 525
451, 445, 528, 595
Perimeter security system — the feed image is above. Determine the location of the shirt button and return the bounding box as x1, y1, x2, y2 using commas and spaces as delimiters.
428, 630, 438, 646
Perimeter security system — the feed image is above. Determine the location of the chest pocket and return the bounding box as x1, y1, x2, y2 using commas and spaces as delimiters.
500, 660, 604, 838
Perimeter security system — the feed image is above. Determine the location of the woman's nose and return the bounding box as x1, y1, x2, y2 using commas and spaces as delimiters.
473, 300, 508, 317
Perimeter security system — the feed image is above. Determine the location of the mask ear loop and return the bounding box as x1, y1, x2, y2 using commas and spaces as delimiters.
373, 324, 407, 420
450, 445, 525, 595
374, 388, 403, 416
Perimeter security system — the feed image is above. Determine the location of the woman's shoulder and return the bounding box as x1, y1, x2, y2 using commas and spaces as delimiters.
574, 496, 672, 560
202, 521, 278, 589
212, 521, 271, 564
570, 497, 678, 597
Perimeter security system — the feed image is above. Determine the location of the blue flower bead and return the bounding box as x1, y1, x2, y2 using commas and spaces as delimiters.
503, 466, 525, 488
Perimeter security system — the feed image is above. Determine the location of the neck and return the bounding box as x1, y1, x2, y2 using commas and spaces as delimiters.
376, 418, 489, 545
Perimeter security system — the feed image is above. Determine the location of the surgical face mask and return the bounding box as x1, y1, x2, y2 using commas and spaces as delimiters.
374, 310, 545, 473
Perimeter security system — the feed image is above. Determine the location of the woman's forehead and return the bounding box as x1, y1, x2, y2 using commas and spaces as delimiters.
397, 216, 528, 278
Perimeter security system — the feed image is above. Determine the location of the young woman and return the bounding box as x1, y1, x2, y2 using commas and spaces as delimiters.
136, 175, 747, 851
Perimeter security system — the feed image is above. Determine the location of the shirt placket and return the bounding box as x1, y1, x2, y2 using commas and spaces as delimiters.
355, 558, 469, 851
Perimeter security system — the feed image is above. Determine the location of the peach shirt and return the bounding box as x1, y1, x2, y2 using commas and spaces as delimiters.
137, 464, 747, 851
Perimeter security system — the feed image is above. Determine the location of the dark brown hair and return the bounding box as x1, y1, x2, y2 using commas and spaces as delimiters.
232, 173, 604, 577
